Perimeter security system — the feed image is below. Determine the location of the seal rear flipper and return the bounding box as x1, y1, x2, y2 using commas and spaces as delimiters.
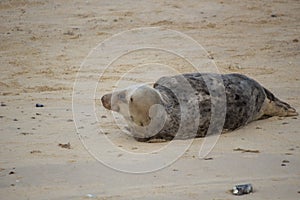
263, 87, 298, 117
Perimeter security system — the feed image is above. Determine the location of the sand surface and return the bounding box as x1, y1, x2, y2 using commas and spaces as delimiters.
1, 0, 300, 199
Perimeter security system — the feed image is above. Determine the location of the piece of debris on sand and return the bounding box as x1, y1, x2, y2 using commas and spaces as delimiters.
233, 148, 260, 153
30, 150, 42, 154
58, 142, 71, 149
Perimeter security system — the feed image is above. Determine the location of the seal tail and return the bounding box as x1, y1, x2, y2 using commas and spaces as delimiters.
263, 87, 298, 117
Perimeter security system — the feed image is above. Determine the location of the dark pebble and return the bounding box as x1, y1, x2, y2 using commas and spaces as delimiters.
282, 122, 289, 125
271, 14, 277, 17
101, 115, 107, 118
281, 163, 286, 167
20, 132, 32, 135
31, 117, 35, 119
282, 160, 290, 163
35, 103, 44, 107
30, 150, 42, 154
293, 39, 299, 43
58, 142, 71, 149
9, 171, 15, 175
36, 113, 41, 115
10, 184, 15, 187
63, 30, 74, 36
13, 119, 18, 121
1, 102, 6, 106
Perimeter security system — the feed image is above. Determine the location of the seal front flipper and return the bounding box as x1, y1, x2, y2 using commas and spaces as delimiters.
262, 87, 298, 117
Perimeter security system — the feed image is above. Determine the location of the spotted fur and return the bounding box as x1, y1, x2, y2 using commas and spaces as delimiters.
101, 73, 298, 142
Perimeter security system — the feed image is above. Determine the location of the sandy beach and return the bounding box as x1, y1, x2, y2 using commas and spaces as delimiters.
1, 0, 300, 199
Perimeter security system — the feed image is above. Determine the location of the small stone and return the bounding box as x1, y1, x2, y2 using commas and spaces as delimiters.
101, 115, 107, 118
30, 150, 42, 154
58, 142, 71, 149
35, 103, 44, 107
282, 122, 289, 125
281, 163, 286, 167
282, 160, 290, 163
20, 132, 32, 135
1, 102, 6, 106
9, 171, 15, 175
271, 14, 277, 17
292, 39, 299, 43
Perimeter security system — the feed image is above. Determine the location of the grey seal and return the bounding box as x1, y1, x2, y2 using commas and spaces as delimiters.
101, 73, 298, 142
